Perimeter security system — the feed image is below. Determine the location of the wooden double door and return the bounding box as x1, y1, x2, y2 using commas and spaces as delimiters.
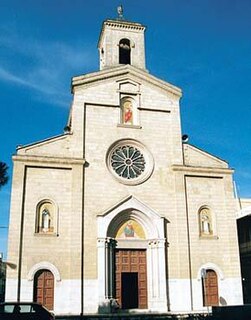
34, 270, 54, 310
115, 249, 147, 309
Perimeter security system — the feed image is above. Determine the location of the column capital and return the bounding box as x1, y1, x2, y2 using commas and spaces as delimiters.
97, 237, 117, 247
148, 238, 166, 247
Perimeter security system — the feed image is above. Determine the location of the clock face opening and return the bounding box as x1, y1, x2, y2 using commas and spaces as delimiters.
107, 139, 154, 185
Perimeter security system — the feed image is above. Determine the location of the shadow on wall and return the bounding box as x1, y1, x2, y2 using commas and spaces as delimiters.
219, 296, 227, 306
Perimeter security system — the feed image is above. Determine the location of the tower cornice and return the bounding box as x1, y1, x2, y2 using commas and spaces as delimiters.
98, 19, 146, 48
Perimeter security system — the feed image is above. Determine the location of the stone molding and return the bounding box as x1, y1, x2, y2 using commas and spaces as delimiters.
196, 262, 224, 281
13, 155, 85, 166
16, 133, 70, 151
27, 261, 61, 282
172, 164, 234, 175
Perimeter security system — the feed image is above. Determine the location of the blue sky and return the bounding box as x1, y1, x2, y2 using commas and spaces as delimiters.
0, 0, 251, 258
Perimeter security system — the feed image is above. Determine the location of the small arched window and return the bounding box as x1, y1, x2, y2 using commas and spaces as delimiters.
119, 38, 131, 64
199, 207, 213, 236
36, 201, 55, 234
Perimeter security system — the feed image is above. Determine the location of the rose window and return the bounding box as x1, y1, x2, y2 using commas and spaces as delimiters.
107, 139, 154, 185
111, 145, 145, 179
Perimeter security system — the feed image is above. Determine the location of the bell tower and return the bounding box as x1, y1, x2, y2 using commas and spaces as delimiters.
98, 8, 146, 71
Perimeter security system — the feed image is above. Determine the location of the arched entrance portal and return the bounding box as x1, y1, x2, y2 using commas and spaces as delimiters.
33, 269, 54, 310
97, 196, 168, 312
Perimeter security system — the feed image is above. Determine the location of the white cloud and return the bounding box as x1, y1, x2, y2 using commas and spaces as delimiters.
0, 31, 97, 107
0, 66, 51, 93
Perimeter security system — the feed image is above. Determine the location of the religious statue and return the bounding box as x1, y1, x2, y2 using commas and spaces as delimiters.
201, 211, 211, 235
42, 208, 50, 232
117, 5, 123, 19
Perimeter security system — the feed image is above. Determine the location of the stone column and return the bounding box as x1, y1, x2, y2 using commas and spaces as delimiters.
148, 239, 168, 312
97, 238, 107, 303
97, 238, 116, 304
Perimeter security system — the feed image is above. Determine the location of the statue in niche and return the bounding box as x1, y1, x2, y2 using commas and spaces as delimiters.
42, 208, 50, 232
201, 209, 212, 235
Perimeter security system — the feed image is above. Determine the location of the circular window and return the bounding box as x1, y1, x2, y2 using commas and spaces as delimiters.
107, 139, 154, 185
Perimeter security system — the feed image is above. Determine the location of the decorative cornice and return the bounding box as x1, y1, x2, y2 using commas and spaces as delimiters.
104, 19, 145, 30
12, 155, 85, 166
98, 19, 145, 48
171, 164, 234, 175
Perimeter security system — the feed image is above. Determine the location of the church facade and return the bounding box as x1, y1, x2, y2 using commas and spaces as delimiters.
6, 16, 243, 315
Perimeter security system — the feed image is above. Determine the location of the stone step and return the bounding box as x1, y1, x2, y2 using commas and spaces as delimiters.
56, 313, 212, 320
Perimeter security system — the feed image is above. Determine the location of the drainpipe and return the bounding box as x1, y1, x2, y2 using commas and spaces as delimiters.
233, 180, 242, 211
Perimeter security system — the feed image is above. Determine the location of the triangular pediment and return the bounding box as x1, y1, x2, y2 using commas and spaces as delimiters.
72, 64, 182, 97
98, 195, 162, 219
16, 133, 72, 158
183, 144, 228, 168
97, 195, 167, 239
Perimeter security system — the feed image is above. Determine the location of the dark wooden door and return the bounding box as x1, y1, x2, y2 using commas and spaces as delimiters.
204, 269, 219, 306
34, 270, 54, 310
115, 249, 147, 309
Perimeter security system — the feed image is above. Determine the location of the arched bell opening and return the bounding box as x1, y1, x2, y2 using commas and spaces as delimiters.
119, 38, 131, 65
